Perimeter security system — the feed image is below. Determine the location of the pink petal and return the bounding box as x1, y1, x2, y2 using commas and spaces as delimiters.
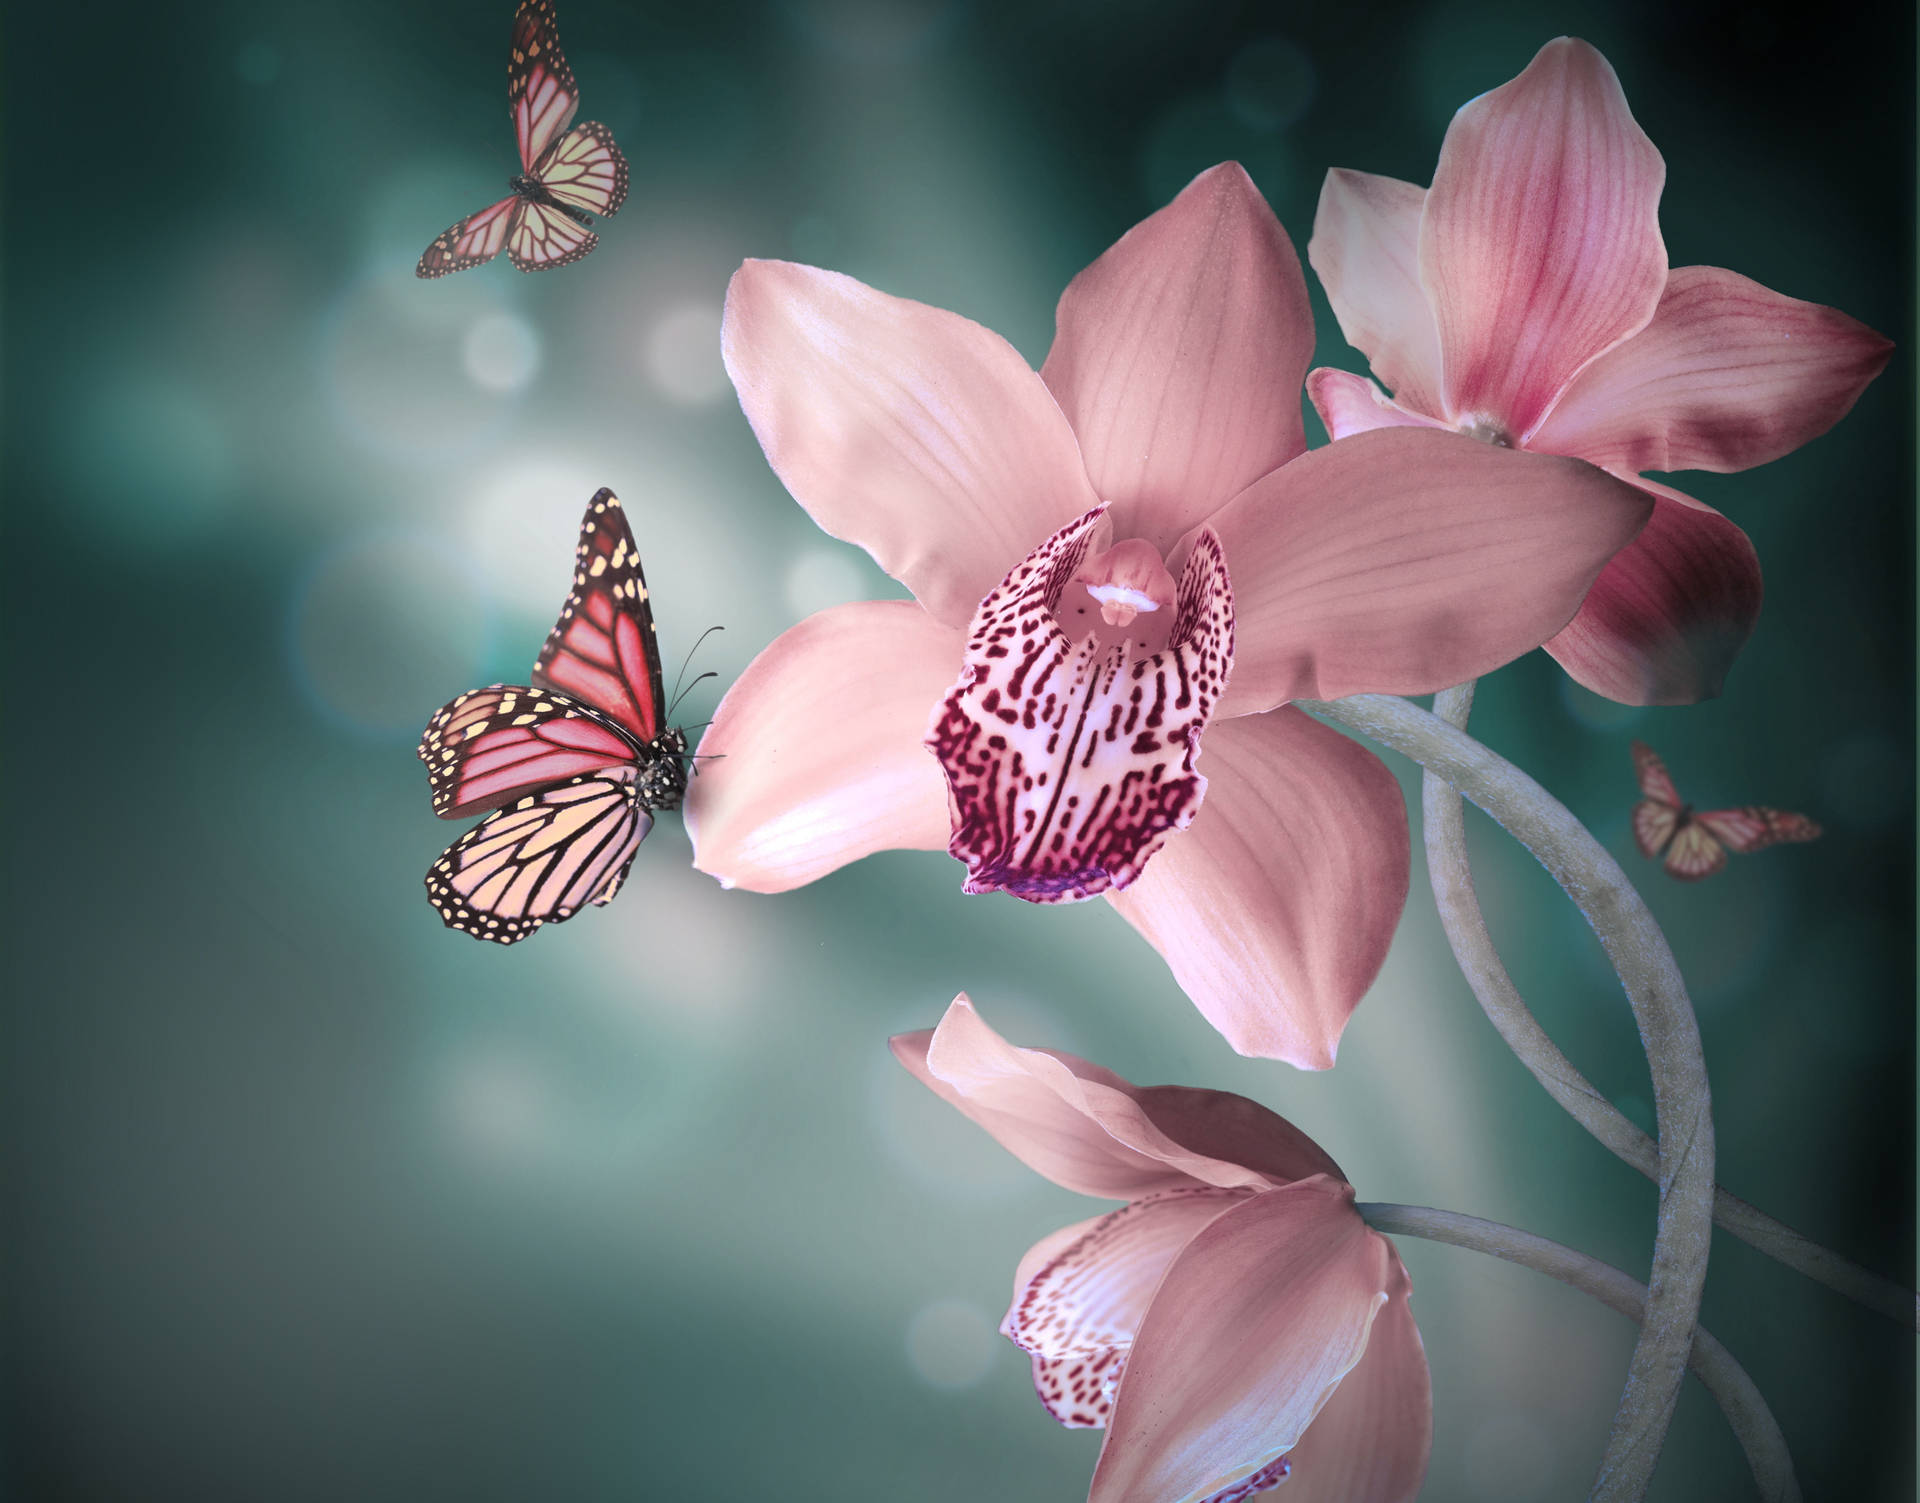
1529, 264, 1895, 472
1008, 1188, 1250, 1427
722, 259, 1100, 629
1305, 367, 1449, 441
1041, 163, 1314, 552
1133, 1085, 1345, 1186
1279, 1259, 1430, 1503
1208, 428, 1653, 715
684, 600, 958, 892
1090, 1179, 1394, 1503
929, 511, 1233, 903
1106, 708, 1408, 1069
1543, 478, 1762, 705
889, 995, 1277, 1199
1420, 38, 1667, 441
1306, 170, 1444, 415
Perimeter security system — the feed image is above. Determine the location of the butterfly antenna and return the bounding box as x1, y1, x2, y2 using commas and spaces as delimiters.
668, 670, 718, 718
669, 625, 725, 706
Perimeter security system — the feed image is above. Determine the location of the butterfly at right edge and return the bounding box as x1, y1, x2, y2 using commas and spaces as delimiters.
417, 0, 628, 277
1630, 740, 1821, 882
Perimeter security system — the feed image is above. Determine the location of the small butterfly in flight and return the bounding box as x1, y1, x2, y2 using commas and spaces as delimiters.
418, 489, 697, 943
1630, 740, 1821, 882
417, 0, 628, 276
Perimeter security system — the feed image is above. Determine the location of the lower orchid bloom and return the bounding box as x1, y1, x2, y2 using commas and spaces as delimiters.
689, 162, 1653, 1067
893, 996, 1430, 1503
1306, 36, 1892, 705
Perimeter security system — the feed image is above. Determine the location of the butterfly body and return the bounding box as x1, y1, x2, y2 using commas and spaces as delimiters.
419, 489, 691, 943
1629, 740, 1819, 882
508, 172, 594, 226
416, 1, 628, 277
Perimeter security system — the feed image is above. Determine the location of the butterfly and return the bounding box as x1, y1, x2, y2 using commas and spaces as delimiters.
416, 0, 629, 277
1630, 740, 1821, 882
418, 488, 692, 943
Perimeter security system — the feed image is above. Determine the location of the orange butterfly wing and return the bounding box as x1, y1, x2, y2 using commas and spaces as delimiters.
536, 121, 628, 217
1631, 740, 1683, 806
509, 0, 580, 172
1632, 799, 1680, 861
1695, 806, 1822, 854
507, 200, 598, 271
416, 196, 519, 278
1662, 821, 1727, 881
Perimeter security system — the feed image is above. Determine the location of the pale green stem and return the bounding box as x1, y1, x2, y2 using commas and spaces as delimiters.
1423, 682, 1916, 1329
1357, 1202, 1800, 1503
1301, 693, 1713, 1503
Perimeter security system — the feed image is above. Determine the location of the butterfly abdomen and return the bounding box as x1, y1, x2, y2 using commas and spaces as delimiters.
509, 173, 594, 227
636, 729, 690, 812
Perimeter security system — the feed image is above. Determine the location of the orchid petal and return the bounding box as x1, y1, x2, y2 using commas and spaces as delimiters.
1042, 163, 1314, 551
722, 259, 1100, 628
1106, 708, 1409, 1069
1091, 1180, 1393, 1503
1543, 478, 1762, 705
1207, 428, 1652, 715
1008, 1188, 1249, 1428
1307, 170, 1444, 415
1279, 1261, 1430, 1503
1305, 367, 1449, 441
1420, 38, 1667, 440
890, 996, 1276, 1199
1134, 1085, 1345, 1185
684, 600, 957, 892
1530, 264, 1895, 473
929, 512, 1234, 903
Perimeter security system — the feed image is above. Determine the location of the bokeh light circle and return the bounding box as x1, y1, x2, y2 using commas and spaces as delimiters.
1226, 38, 1316, 132
644, 303, 729, 406
322, 266, 522, 460
67, 377, 233, 546
905, 1299, 1000, 1389
289, 529, 493, 737
464, 312, 543, 393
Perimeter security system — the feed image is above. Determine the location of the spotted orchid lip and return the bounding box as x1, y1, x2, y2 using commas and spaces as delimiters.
926, 507, 1235, 903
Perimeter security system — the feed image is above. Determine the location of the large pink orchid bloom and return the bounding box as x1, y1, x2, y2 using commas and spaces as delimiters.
689, 162, 1653, 1067
893, 996, 1430, 1503
1307, 37, 1892, 706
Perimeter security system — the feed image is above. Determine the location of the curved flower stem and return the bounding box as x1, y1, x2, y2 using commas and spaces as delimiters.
1357, 1202, 1801, 1503
1300, 693, 1712, 1503
1423, 682, 1917, 1329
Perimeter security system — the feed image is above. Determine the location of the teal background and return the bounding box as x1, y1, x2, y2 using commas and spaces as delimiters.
5, 1, 1911, 1499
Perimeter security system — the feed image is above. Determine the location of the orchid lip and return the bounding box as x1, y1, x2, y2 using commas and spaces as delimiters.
928, 509, 1235, 904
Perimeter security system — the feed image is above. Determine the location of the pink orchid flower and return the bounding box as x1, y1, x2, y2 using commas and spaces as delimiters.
1307, 37, 1892, 705
689, 162, 1652, 1066
893, 996, 1430, 1503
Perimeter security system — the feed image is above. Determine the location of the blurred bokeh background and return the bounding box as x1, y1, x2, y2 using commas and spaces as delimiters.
5, 0, 1912, 1498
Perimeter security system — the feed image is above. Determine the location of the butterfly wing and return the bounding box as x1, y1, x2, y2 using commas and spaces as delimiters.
509, 0, 579, 173
1695, 806, 1823, 854
416, 196, 521, 278
1631, 740, 1683, 807
534, 121, 629, 217
418, 684, 640, 820
426, 770, 650, 944
1662, 820, 1727, 881
1631, 798, 1680, 861
507, 200, 598, 271
532, 489, 669, 746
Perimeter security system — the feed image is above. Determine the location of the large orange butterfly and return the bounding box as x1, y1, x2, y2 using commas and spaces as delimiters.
1630, 740, 1821, 882
416, 1, 628, 277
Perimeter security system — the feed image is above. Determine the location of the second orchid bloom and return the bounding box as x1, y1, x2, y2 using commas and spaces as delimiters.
894, 997, 1431, 1503
689, 161, 1654, 1066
